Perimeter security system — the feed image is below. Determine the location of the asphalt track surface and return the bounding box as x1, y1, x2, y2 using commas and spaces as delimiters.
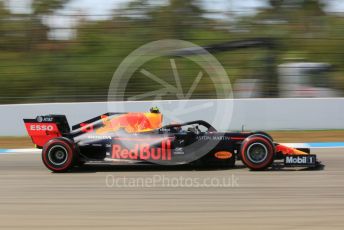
0, 149, 344, 230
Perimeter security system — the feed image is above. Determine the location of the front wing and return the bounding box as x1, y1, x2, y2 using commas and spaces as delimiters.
275, 144, 320, 168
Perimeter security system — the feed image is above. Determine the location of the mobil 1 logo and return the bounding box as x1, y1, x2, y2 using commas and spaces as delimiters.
284, 155, 317, 167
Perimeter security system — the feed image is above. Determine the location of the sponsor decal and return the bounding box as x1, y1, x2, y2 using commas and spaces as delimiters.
24, 122, 61, 147
159, 128, 171, 132
284, 155, 316, 165
36, 116, 53, 122
214, 151, 233, 159
174, 147, 184, 155
112, 139, 172, 161
87, 135, 112, 140
196, 136, 232, 141
30, 124, 54, 131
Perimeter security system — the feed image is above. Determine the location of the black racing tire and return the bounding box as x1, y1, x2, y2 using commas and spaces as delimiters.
241, 135, 274, 171
42, 138, 77, 173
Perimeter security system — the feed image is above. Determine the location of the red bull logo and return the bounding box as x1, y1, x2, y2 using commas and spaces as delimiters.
112, 139, 171, 161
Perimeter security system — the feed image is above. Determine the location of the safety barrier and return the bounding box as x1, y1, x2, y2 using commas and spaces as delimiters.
1, 98, 343, 136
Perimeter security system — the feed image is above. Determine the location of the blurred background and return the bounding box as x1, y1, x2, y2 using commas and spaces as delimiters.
0, 0, 343, 103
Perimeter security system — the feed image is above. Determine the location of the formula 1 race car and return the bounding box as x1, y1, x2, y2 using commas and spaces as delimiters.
23, 109, 320, 172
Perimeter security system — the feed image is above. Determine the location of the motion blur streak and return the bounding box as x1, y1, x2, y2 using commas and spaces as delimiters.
0, 0, 343, 103
0, 149, 343, 229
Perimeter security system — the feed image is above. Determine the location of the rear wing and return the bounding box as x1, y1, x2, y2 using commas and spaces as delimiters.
23, 115, 70, 148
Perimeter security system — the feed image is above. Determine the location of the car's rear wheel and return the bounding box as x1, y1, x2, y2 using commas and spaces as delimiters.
42, 138, 77, 172
241, 135, 274, 170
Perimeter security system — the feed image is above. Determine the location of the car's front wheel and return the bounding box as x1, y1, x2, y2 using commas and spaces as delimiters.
240, 135, 274, 170
42, 138, 77, 172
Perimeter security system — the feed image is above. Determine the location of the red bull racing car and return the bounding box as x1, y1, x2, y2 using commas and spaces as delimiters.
23, 109, 320, 172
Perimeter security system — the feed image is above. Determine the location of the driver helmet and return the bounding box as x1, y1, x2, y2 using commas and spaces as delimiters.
150, 106, 160, 113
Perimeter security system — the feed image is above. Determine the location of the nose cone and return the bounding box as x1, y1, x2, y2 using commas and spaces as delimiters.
275, 144, 308, 155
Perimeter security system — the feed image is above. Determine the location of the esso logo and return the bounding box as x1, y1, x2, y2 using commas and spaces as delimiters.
30, 124, 54, 131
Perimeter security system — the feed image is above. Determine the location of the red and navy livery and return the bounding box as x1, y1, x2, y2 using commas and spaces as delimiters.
23, 111, 320, 172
